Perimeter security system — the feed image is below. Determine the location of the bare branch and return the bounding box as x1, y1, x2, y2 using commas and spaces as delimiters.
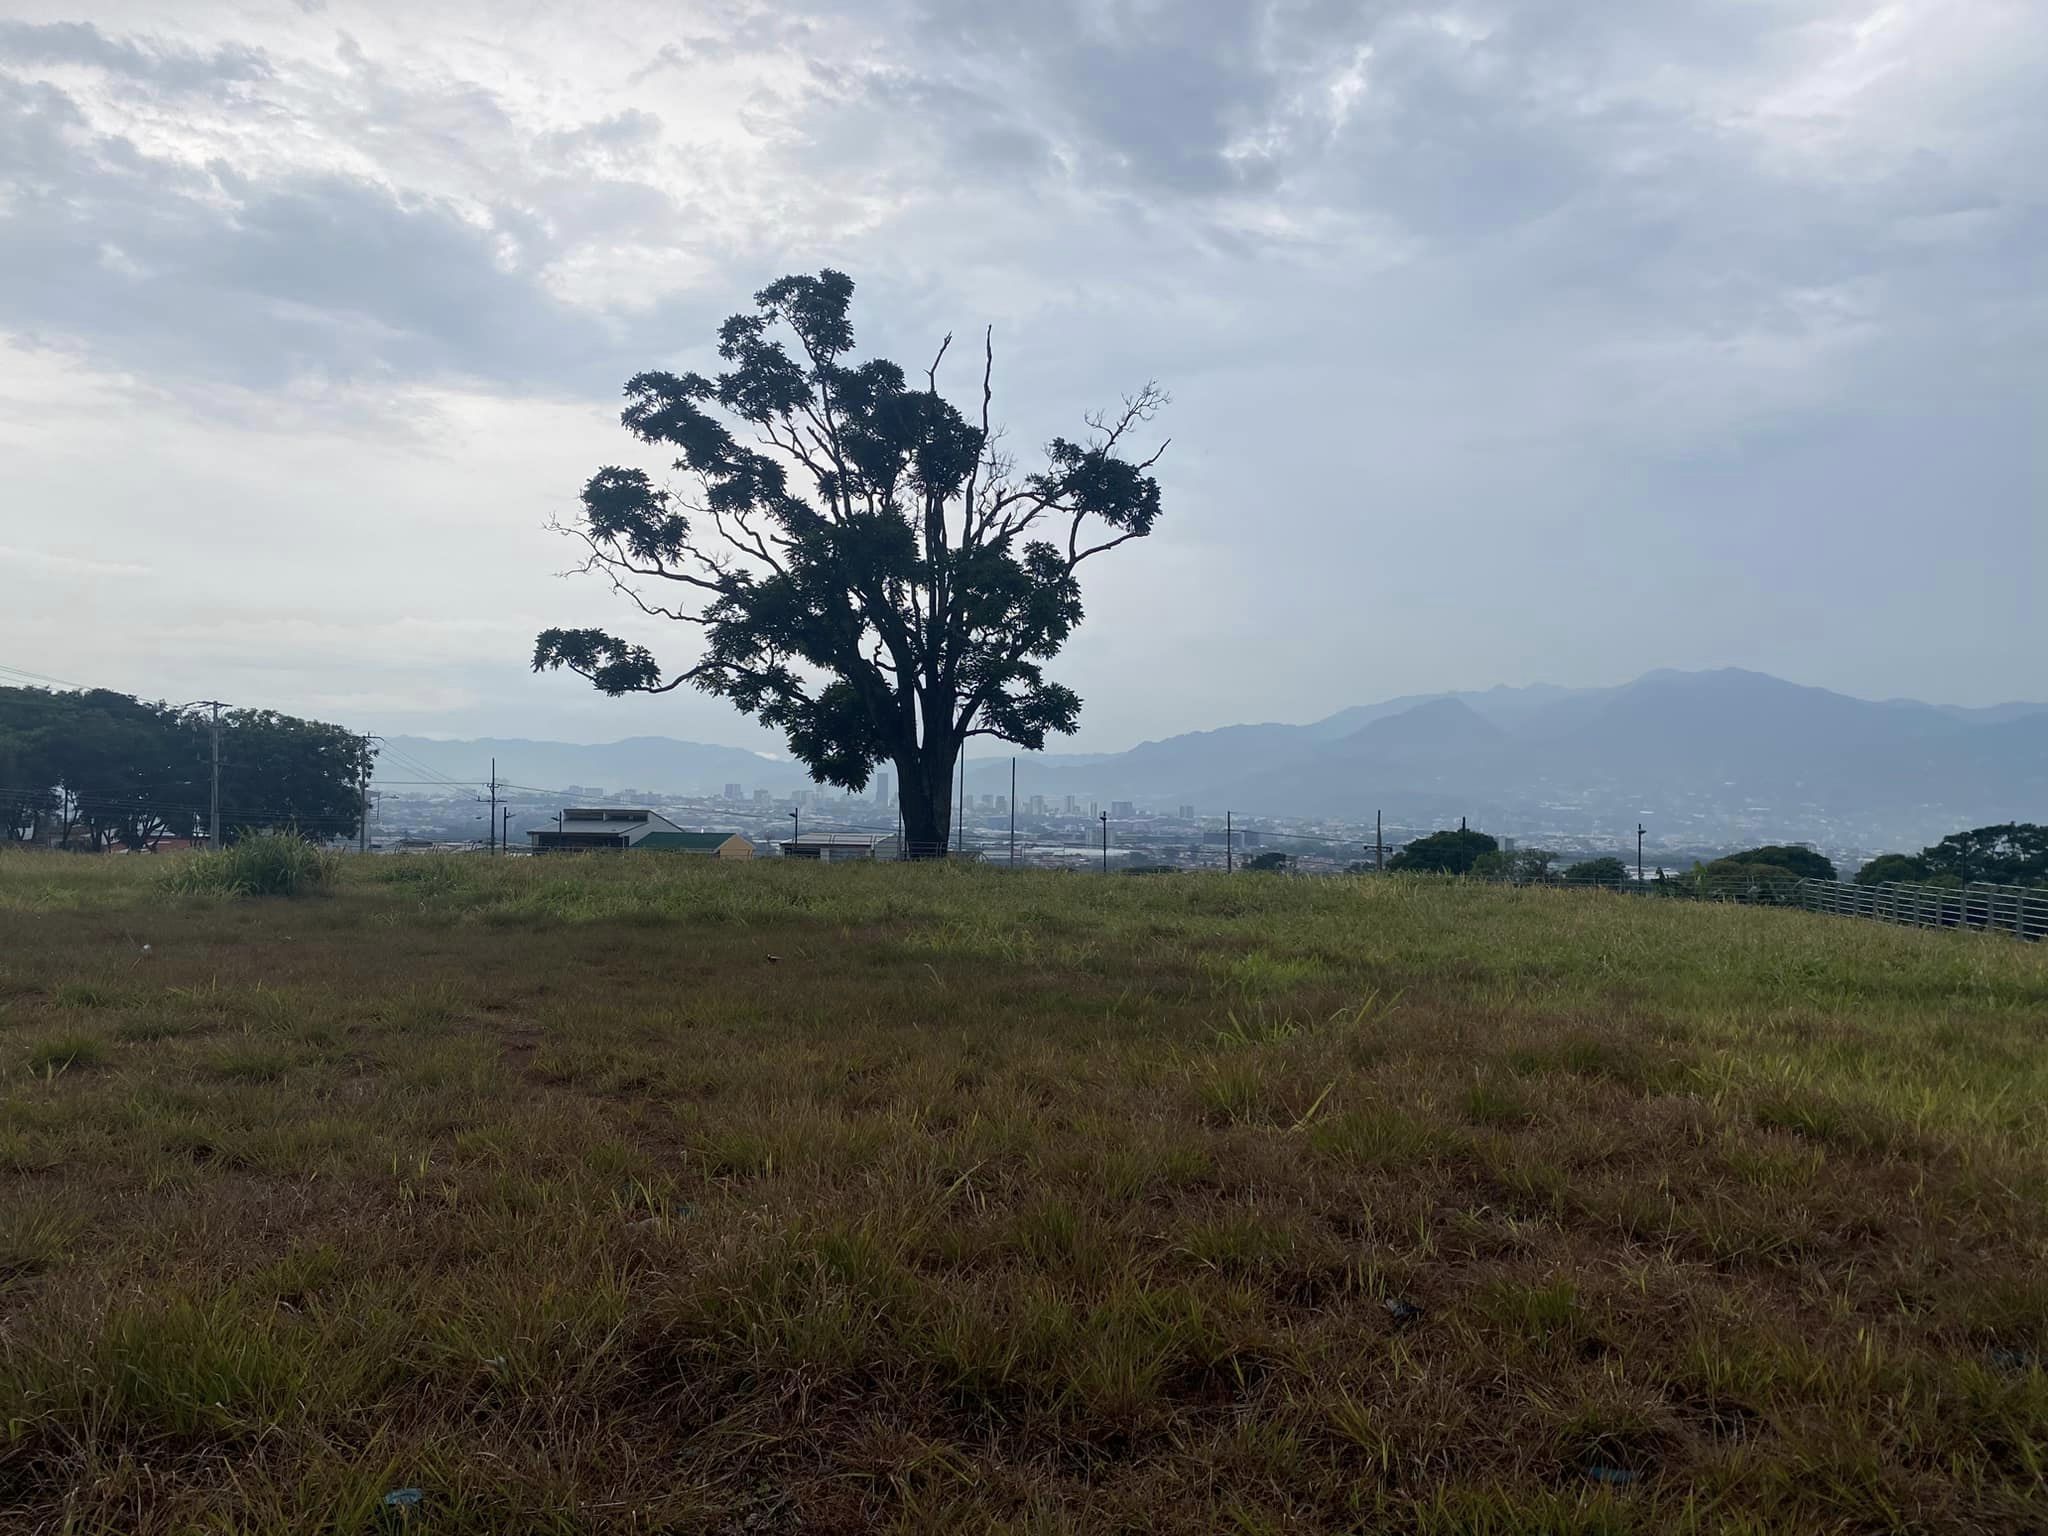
1069, 527, 1148, 567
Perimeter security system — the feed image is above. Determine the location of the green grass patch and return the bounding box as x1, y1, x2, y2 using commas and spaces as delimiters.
158, 831, 337, 898
0, 851, 2042, 1531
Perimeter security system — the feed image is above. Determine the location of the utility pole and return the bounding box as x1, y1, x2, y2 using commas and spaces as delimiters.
1636, 824, 1646, 885
1100, 810, 1109, 874
487, 757, 499, 853
1225, 810, 1233, 874
1009, 757, 1017, 867
956, 751, 965, 856
789, 807, 800, 852
197, 700, 225, 849
358, 734, 372, 854
1376, 810, 1383, 872
501, 805, 511, 852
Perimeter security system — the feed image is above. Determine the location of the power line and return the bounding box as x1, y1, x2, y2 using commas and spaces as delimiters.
0, 661, 91, 690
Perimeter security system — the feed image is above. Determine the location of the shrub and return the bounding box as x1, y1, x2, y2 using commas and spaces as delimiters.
1388, 828, 1497, 875
1720, 844, 1837, 881
1564, 856, 1628, 885
1854, 853, 1928, 886
160, 831, 337, 898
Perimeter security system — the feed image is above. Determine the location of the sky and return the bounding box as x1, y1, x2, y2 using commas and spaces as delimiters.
2, 0, 2043, 754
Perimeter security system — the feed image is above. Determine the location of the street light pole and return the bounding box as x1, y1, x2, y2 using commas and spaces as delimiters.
790, 807, 800, 855
1100, 810, 1109, 874
1636, 823, 1646, 884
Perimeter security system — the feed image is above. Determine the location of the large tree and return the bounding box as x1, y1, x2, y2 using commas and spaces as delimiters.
207, 709, 378, 845
532, 271, 1167, 855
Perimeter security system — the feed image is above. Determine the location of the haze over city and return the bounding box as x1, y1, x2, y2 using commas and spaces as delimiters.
5, 1, 2043, 755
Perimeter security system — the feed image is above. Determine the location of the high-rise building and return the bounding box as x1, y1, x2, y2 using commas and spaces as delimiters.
996, 795, 1008, 813
875, 771, 891, 806
1063, 794, 1078, 815
1178, 804, 1196, 820
1029, 795, 1047, 816
724, 783, 743, 801
753, 788, 771, 804
1111, 801, 1135, 819
979, 793, 995, 811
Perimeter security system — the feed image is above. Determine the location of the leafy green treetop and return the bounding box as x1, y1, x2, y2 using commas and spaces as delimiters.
1716, 844, 1837, 882
1920, 823, 2048, 887
1852, 852, 1929, 886
1564, 856, 1628, 884
533, 271, 1168, 857
1387, 828, 1498, 875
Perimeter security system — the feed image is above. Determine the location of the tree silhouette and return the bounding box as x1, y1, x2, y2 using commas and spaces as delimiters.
1387, 828, 1498, 875
534, 271, 1168, 855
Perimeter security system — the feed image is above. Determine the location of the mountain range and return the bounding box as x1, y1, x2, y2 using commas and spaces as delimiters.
962, 670, 2048, 846
380, 670, 2048, 851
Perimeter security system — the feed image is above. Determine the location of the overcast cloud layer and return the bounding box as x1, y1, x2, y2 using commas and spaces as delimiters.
3, 0, 2042, 750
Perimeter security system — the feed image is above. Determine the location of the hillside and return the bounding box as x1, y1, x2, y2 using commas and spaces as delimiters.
985, 669, 2048, 842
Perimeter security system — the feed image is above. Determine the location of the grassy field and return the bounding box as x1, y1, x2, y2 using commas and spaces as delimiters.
1, 852, 2045, 1534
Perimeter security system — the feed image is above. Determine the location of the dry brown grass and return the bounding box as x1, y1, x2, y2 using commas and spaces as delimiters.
1, 852, 2045, 1533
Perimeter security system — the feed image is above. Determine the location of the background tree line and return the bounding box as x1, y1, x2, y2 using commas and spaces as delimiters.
1852, 824, 2047, 889
0, 686, 375, 850
1380, 824, 2046, 895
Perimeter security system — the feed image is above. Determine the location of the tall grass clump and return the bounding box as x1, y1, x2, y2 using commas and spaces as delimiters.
159, 831, 337, 898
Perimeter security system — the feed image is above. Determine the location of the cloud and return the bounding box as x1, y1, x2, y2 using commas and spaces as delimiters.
0, 18, 269, 92
0, 72, 633, 393
536, 107, 664, 163
0, 0, 2043, 738
0, 544, 148, 578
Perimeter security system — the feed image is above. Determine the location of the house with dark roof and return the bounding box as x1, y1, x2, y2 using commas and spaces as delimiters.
528, 808, 753, 858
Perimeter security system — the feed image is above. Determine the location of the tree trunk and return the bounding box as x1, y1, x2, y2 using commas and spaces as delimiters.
897, 743, 956, 859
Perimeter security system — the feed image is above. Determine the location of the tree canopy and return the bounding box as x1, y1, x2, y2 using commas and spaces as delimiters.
1564, 856, 1628, 884
1718, 844, 1837, 882
1387, 828, 1498, 875
1920, 823, 2048, 887
532, 270, 1168, 856
1474, 847, 1559, 882
0, 686, 373, 849
1853, 852, 1929, 886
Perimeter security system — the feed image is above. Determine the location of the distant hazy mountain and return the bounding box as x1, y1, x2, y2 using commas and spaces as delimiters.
1199, 669, 2047, 844
968, 669, 2046, 846
382, 672, 2048, 848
